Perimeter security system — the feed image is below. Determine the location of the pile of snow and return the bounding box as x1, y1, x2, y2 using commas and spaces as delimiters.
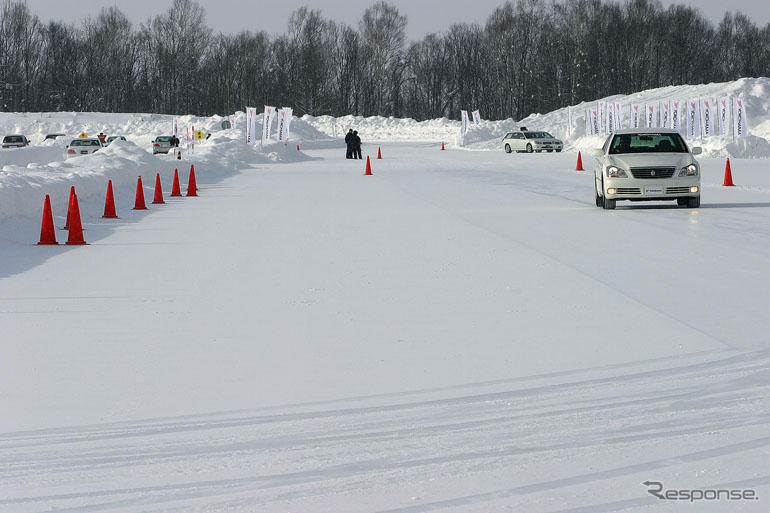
299, 77, 770, 158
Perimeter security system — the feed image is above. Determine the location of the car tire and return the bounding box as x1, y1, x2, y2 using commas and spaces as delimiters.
526, 144, 533, 153
556, 149, 562, 152
603, 198, 616, 210
677, 198, 688, 206
547, 150, 553, 153
504, 144, 512, 153
687, 196, 700, 208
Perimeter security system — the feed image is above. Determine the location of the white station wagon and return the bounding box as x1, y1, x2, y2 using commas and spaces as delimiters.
502, 129, 563, 153
592, 128, 701, 210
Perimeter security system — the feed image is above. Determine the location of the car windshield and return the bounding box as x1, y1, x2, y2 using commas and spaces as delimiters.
524, 132, 550, 139
609, 133, 688, 154
3, 136, 24, 143
70, 139, 100, 147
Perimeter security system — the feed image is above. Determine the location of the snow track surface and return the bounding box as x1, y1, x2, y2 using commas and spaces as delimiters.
2, 144, 770, 512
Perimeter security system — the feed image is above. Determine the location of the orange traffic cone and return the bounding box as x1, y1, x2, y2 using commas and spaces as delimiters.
365, 156, 373, 176
441, 142, 445, 150
102, 180, 118, 218
186, 164, 198, 197
576, 151, 584, 171
133, 176, 148, 210
64, 185, 75, 229
723, 159, 735, 186
170, 168, 182, 197
66, 193, 87, 245
152, 173, 165, 204
377, 147, 382, 159
37, 194, 58, 245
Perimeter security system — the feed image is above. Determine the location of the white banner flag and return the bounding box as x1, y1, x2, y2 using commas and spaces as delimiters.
717, 97, 730, 136
568, 107, 572, 135
584, 109, 591, 135
246, 107, 257, 146
660, 102, 670, 129
606, 103, 616, 133
614, 102, 622, 130
460, 110, 469, 134
630, 104, 642, 129
230, 115, 236, 129
471, 109, 481, 125
262, 105, 276, 143
670, 100, 682, 133
733, 97, 748, 138
172, 118, 179, 137
277, 107, 293, 142
700, 98, 715, 137
646, 104, 658, 128
686, 100, 700, 138
598, 101, 606, 133
284, 107, 293, 141
590, 107, 599, 136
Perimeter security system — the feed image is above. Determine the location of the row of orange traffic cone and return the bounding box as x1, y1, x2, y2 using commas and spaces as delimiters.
575, 151, 737, 186
38, 165, 198, 245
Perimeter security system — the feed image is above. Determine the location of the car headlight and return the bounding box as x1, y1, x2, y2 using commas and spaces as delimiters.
606, 166, 627, 178
679, 164, 698, 176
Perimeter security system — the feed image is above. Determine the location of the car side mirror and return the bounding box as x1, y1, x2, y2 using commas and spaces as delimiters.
591, 148, 604, 158
691, 147, 702, 155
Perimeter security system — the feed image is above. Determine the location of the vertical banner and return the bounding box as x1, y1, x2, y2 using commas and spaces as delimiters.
460, 110, 469, 134
718, 97, 730, 136
471, 109, 481, 125
660, 102, 670, 129
262, 105, 276, 144
598, 101, 606, 133
246, 107, 257, 146
567, 107, 572, 135
172, 118, 179, 137
631, 104, 642, 129
614, 102, 622, 130
590, 108, 599, 136
733, 97, 748, 138
606, 103, 615, 133
230, 115, 236, 129
670, 100, 682, 133
646, 104, 658, 128
584, 109, 591, 135
700, 99, 715, 137
283, 107, 293, 141
686, 100, 700, 138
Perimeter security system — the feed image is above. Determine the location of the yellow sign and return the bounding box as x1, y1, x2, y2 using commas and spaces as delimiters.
78, 132, 88, 138
195, 130, 205, 141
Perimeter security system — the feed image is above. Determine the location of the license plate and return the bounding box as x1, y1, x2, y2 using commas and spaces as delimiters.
644, 186, 663, 195
81, 151, 88, 154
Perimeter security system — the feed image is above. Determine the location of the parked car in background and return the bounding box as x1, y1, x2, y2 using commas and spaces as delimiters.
152, 136, 174, 154
105, 135, 127, 145
43, 133, 66, 141
2, 134, 30, 148
592, 128, 701, 210
65, 137, 103, 158
502, 129, 563, 153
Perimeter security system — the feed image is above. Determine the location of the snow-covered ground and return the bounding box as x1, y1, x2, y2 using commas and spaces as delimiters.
2, 80, 770, 512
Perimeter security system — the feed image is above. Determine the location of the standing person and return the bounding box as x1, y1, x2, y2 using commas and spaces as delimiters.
97, 132, 106, 144
344, 128, 354, 159
352, 130, 362, 159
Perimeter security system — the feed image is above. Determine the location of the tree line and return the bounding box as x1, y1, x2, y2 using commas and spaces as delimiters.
1, 0, 768, 120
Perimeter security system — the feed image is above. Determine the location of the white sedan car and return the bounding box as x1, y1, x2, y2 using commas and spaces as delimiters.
65, 137, 103, 158
592, 129, 701, 210
502, 130, 563, 153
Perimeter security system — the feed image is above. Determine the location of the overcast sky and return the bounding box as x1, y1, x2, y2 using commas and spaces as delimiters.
24, 0, 770, 41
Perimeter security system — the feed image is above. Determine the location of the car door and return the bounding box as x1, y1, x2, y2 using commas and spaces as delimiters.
512, 132, 525, 150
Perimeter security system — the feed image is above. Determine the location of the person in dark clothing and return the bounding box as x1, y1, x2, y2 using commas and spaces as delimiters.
344, 128, 354, 159
352, 130, 362, 159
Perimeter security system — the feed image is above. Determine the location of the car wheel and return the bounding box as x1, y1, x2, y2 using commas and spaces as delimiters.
596, 177, 605, 207
677, 198, 688, 206
526, 144, 533, 153
603, 198, 616, 210
547, 150, 553, 153
556, 149, 562, 152
687, 196, 700, 208
504, 144, 512, 153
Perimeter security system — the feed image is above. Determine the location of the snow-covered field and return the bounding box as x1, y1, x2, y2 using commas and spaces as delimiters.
2, 80, 770, 512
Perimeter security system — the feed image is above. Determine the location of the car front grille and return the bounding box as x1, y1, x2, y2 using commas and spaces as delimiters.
629, 167, 676, 179
615, 188, 641, 195
666, 187, 692, 194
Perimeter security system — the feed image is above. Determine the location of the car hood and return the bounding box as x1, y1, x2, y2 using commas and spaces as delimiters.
609, 153, 693, 169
